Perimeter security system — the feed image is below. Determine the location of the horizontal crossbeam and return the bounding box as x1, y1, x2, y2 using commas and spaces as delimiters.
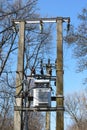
28, 96, 64, 101
12, 17, 70, 24
14, 106, 64, 111
15, 96, 64, 101
27, 74, 56, 80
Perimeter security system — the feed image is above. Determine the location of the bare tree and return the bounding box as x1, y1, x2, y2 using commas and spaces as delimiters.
0, 0, 38, 75
0, 0, 52, 130
73, 8, 87, 73
0, 0, 52, 76
65, 90, 87, 130
64, 6, 87, 84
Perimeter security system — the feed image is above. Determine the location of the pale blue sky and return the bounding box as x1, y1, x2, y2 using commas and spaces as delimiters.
38, 0, 87, 25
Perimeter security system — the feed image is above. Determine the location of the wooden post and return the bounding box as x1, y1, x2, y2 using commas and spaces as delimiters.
45, 112, 50, 130
56, 19, 64, 130
14, 21, 25, 130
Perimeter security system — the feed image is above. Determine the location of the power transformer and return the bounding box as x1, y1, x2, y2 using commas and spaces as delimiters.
33, 79, 51, 107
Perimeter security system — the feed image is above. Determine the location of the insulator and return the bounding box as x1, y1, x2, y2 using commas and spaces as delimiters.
67, 23, 70, 32
46, 59, 52, 76
46, 65, 52, 76
67, 18, 70, 32
54, 81, 56, 86
31, 67, 36, 75
40, 20, 43, 33
49, 68, 52, 76
40, 68, 44, 75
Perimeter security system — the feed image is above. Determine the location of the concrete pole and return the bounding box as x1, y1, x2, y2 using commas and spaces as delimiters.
45, 112, 50, 130
56, 19, 64, 130
14, 21, 25, 130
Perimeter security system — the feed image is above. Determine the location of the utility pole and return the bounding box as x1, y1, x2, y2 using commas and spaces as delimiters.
56, 19, 64, 130
13, 17, 70, 130
14, 21, 25, 130
45, 112, 50, 130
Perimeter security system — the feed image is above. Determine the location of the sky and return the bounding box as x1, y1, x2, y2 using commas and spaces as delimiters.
37, 1, 87, 130
38, 0, 87, 25
37, 0, 87, 94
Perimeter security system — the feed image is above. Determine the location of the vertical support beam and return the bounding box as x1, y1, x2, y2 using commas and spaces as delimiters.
56, 19, 64, 130
45, 112, 50, 130
14, 21, 25, 130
